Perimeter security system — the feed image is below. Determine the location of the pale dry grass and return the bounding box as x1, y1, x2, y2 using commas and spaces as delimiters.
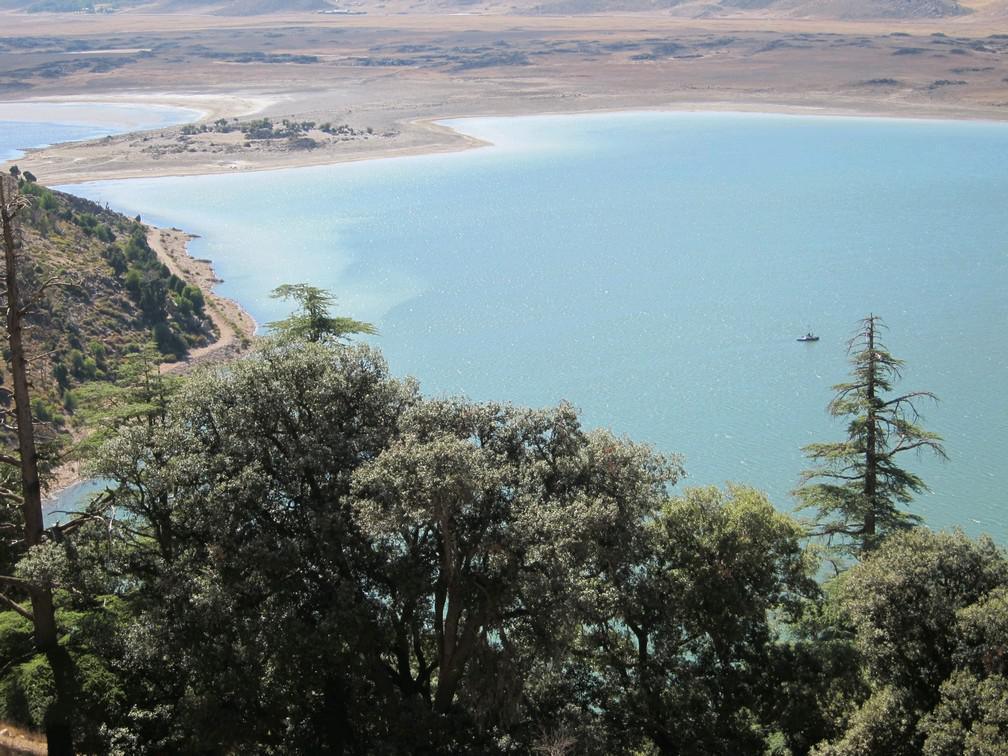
0, 722, 46, 756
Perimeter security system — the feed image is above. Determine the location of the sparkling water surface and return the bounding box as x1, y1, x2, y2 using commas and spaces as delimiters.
38, 111, 1008, 540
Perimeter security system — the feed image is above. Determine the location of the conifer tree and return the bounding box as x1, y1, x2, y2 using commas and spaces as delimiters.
268, 283, 375, 343
796, 314, 946, 555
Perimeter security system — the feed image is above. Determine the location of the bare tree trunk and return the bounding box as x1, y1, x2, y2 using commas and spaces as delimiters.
863, 314, 878, 541
1, 176, 75, 756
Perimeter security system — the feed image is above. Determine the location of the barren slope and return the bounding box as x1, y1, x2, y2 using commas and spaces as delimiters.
0, 0, 978, 17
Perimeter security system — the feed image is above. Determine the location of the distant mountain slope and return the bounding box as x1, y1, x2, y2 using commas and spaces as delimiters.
782, 0, 968, 17
530, 0, 967, 16
0, 0, 334, 13
957, 0, 1008, 14
151, 0, 335, 14
0, 0, 971, 14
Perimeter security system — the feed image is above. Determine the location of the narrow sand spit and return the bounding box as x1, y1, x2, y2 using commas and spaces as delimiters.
0, 93, 270, 129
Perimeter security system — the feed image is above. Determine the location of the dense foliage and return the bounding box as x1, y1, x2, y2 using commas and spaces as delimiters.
811, 529, 1008, 755
0, 334, 999, 754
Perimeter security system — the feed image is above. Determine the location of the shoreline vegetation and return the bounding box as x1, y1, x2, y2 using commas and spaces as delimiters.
42, 222, 257, 502
19, 110, 492, 185
148, 226, 258, 374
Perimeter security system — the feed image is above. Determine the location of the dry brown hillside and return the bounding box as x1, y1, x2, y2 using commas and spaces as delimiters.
0, 0, 978, 16
154, 0, 335, 14
529, 0, 968, 17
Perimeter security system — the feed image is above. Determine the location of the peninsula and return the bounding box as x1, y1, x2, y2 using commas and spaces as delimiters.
2, 0, 1008, 184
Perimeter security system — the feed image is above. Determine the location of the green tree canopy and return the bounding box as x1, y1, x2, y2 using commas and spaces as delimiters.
584, 485, 818, 754
350, 397, 682, 746
86, 341, 683, 750
74, 339, 833, 753
811, 529, 1008, 755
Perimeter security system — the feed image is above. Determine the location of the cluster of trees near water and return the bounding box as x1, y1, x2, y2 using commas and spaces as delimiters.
2, 175, 1007, 754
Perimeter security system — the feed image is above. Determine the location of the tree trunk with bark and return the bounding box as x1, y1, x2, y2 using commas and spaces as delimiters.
1, 175, 75, 756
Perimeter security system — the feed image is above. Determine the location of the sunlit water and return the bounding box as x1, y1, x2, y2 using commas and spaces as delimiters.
43, 480, 107, 528
24, 110, 1008, 541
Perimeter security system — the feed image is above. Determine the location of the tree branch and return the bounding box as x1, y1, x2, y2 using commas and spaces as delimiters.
18, 276, 80, 317
0, 591, 34, 622
0, 574, 33, 590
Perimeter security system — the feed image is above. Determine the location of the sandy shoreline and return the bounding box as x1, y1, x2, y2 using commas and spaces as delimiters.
0, 93, 272, 127
149, 226, 258, 374
10, 96, 1008, 187
18, 113, 494, 186
3, 7, 1007, 184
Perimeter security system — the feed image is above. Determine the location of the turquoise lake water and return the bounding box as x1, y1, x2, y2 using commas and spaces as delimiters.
26, 110, 1008, 540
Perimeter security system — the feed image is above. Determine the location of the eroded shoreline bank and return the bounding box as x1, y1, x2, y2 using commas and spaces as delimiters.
148, 226, 258, 374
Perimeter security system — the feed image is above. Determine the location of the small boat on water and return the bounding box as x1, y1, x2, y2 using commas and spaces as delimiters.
797, 332, 819, 342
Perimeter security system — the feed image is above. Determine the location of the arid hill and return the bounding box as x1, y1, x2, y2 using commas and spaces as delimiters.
529, 0, 968, 17
0, 0, 983, 17
154, 0, 335, 15
0, 0, 334, 11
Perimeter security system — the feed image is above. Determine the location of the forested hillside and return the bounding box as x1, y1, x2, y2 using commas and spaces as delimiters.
1, 171, 216, 436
